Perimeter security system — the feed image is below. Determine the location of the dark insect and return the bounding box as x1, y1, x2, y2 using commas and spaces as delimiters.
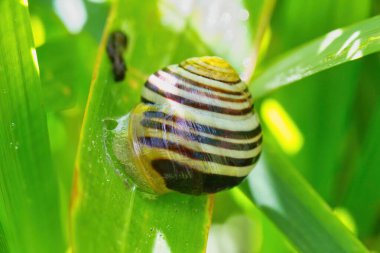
107, 31, 128, 82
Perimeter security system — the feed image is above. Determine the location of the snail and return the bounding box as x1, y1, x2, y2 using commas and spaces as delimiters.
112, 56, 262, 195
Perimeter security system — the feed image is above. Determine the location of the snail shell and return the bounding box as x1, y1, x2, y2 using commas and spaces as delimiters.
113, 56, 262, 195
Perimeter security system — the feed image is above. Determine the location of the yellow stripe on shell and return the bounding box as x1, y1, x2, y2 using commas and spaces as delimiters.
167, 65, 247, 93
179, 56, 240, 83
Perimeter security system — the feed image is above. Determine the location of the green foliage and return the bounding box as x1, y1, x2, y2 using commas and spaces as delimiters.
70, 2, 213, 252
251, 15, 380, 99
1, 0, 380, 252
247, 150, 367, 253
0, 0, 65, 252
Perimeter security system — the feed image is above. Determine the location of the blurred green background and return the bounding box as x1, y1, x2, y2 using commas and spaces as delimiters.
1, 0, 380, 252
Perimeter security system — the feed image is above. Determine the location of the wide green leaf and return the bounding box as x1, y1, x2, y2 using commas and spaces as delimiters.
70, 1, 213, 252
245, 148, 368, 253
251, 14, 380, 99
0, 0, 65, 252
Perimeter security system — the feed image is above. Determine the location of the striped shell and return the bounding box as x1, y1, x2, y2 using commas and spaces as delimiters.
113, 56, 262, 195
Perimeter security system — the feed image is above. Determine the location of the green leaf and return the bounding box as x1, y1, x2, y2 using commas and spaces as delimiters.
0, 0, 65, 252
245, 148, 368, 253
243, 0, 276, 80
225, 189, 297, 253
38, 34, 98, 111
30, 0, 103, 112
253, 0, 371, 203
70, 1, 213, 252
29, 0, 104, 242
251, 15, 380, 99
342, 100, 380, 238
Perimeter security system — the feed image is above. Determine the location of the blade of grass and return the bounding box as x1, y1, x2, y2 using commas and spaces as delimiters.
0, 0, 65, 252
256, 0, 371, 202
30, 0, 104, 244
245, 148, 368, 253
243, 0, 276, 81
342, 100, 380, 239
227, 189, 297, 253
251, 15, 380, 99
70, 1, 213, 252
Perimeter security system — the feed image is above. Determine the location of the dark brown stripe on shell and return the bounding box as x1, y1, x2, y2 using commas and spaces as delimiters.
152, 159, 246, 195
141, 97, 154, 104
144, 81, 253, 116
154, 72, 251, 103
138, 137, 259, 167
164, 68, 245, 96
144, 110, 261, 139
141, 119, 262, 151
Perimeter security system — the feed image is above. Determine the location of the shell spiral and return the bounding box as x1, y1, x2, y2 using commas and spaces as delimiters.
114, 56, 262, 195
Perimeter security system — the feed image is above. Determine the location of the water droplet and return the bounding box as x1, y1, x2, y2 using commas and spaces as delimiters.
103, 118, 118, 130
239, 9, 249, 21
10, 122, 16, 129
14, 141, 19, 150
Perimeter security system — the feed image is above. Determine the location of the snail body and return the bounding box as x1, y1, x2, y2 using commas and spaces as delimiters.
113, 56, 262, 195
